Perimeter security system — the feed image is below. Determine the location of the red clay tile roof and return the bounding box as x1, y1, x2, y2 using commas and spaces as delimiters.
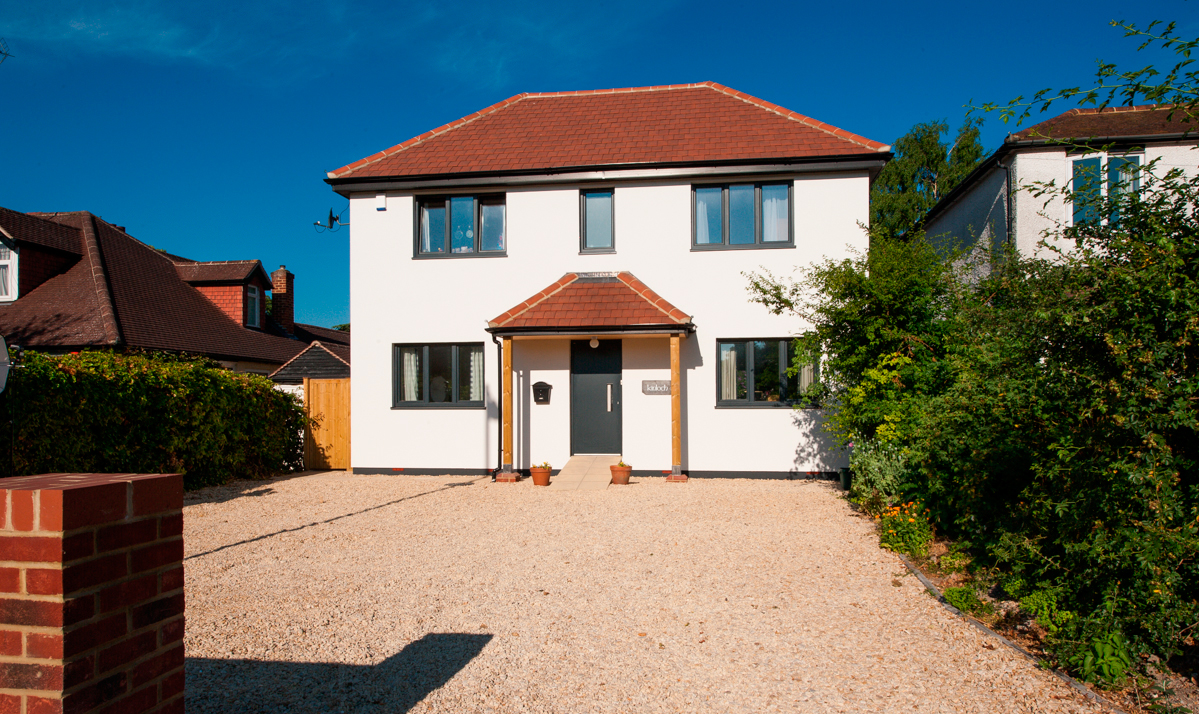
489, 272, 691, 330
0, 209, 316, 365
329, 82, 889, 180
175, 260, 268, 284
1010, 104, 1195, 142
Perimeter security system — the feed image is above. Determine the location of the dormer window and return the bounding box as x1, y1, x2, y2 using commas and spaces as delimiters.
246, 285, 260, 327
0, 243, 15, 301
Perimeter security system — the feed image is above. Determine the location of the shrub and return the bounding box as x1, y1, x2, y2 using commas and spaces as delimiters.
1, 350, 307, 489
878, 501, 934, 557
1067, 632, 1133, 687
943, 586, 993, 616
1020, 588, 1075, 633
849, 438, 909, 505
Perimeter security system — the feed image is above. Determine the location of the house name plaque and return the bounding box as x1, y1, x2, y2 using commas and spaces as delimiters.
642, 380, 671, 395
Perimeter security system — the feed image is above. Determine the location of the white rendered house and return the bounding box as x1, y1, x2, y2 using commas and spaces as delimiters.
925, 105, 1198, 257
327, 82, 891, 479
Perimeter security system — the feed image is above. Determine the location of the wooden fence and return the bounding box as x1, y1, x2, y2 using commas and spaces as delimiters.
304, 377, 350, 470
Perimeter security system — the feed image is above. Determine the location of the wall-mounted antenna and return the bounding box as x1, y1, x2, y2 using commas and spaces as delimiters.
0, 39, 13, 66
313, 208, 349, 233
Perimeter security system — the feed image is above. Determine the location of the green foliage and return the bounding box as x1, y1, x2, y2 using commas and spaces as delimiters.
870, 118, 986, 240
943, 586, 993, 616
1, 350, 306, 489
1019, 589, 1075, 632
878, 501, 934, 558
745, 234, 956, 447
849, 438, 908, 506
938, 550, 971, 574
1067, 632, 1133, 687
332, 324, 350, 332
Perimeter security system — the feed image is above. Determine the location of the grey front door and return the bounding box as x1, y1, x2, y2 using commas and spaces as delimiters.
571, 339, 622, 454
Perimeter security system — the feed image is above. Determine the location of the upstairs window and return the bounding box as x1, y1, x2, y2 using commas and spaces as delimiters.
0, 243, 14, 301
694, 183, 792, 249
716, 339, 817, 407
246, 285, 260, 327
580, 189, 615, 253
418, 195, 506, 257
1071, 154, 1141, 226
393, 343, 485, 408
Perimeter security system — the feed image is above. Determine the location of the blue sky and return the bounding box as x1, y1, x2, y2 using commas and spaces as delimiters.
1, 1, 1193, 327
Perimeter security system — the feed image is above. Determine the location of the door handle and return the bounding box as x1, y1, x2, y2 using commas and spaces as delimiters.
607, 383, 612, 412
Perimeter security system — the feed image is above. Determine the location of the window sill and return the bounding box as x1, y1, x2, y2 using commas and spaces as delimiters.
579, 249, 616, 255
715, 401, 817, 409
392, 403, 487, 410
692, 243, 795, 252
413, 252, 507, 260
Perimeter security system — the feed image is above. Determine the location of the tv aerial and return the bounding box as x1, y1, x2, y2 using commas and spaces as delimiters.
0, 39, 13, 66
313, 207, 349, 233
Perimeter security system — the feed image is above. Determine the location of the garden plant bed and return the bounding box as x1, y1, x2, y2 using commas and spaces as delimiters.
889, 533, 1199, 714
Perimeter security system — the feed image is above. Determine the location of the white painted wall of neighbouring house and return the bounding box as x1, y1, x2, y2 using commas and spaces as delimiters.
349, 172, 870, 475
928, 143, 1199, 259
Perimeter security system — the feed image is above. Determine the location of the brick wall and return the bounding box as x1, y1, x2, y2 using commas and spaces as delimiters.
194, 284, 244, 326
0, 473, 184, 714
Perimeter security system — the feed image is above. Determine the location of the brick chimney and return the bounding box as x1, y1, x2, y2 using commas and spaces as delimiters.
271, 265, 295, 334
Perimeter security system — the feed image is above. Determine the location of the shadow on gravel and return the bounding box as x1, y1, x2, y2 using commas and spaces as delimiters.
186, 632, 493, 713
185, 477, 484, 561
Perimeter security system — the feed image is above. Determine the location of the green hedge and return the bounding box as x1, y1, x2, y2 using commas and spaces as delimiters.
0, 350, 306, 489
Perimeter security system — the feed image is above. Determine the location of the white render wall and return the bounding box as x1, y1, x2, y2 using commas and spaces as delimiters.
929, 142, 1199, 259
349, 172, 870, 474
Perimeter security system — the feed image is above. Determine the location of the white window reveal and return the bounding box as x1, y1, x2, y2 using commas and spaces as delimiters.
246, 285, 260, 328
0, 243, 16, 301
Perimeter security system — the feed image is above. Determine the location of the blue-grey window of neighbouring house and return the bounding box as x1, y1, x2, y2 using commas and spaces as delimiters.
581, 190, 614, 252
716, 339, 817, 407
418, 195, 505, 256
693, 183, 793, 249
393, 343, 485, 407
1072, 155, 1140, 226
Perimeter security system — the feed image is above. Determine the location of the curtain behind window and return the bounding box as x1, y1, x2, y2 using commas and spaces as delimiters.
761, 185, 788, 242
720, 346, 737, 400
0, 265, 9, 298
469, 348, 484, 401
401, 348, 420, 401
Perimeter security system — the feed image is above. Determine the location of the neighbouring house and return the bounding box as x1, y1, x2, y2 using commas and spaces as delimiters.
0, 207, 349, 373
327, 82, 890, 478
924, 105, 1198, 257
269, 340, 351, 398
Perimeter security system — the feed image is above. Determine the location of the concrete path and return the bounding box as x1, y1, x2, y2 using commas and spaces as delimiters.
545, 454, 620, 491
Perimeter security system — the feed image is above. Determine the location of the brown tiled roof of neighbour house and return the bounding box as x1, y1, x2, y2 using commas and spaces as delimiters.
0, 209, 314, 365
1009, 104, 1195, 142
488, 272, 691, 331
292, 322, 350, 346
328, 82, 889, 181
1, 208, 83, 255
174, 260, 269, 284
268, 341, 351, 384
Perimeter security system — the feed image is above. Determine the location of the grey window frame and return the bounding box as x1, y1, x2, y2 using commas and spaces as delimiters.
579, 188, 616, 254
691, 182, 795, 250
715, 338, 817, 408
392, 342, 486, 409
414, 194, 507, 259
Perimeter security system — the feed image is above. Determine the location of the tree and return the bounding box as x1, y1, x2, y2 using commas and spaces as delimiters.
332, 323, 350, 332
870, 118, 986, 240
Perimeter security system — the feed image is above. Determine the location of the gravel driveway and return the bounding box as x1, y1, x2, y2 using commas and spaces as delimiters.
184, 472, 1103, 713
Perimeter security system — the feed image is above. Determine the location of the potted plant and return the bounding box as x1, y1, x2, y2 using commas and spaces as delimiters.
610, 460, 632, 485
530, 461, 552, 487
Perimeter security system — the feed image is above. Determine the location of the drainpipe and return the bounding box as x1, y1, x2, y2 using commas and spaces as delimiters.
492, 334, 502, 482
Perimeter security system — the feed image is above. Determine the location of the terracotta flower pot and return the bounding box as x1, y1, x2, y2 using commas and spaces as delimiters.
530, 467, 551, 487
610, 465, 632, 485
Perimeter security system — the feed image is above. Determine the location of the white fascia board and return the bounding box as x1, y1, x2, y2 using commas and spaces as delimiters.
330, 159, 888, 197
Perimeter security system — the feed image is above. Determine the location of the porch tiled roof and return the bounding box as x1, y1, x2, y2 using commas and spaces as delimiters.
328, 82, 889, 180
488, 272, 691, 330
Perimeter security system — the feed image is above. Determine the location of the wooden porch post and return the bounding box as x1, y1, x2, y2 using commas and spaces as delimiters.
497, 336, 518, 481
667, 332, 687, 482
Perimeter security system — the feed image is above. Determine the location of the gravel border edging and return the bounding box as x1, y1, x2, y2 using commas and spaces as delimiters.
895, 554, 1128, 714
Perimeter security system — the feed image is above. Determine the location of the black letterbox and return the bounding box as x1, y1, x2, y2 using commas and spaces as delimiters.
532, 381, 552, 404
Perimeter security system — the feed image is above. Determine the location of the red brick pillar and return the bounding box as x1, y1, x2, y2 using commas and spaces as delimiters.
0, 474, 184, 714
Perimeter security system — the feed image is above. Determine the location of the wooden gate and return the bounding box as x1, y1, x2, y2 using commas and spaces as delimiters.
304, 377, 350, 470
